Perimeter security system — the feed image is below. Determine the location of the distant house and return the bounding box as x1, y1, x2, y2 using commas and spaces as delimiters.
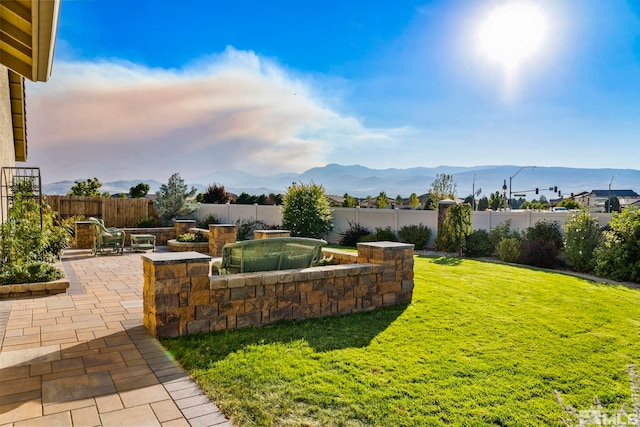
577, 190, 640, 212
0, 0, 60, 220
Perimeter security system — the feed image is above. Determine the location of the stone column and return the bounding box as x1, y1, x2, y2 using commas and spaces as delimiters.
209, 224, 237, 256
74, 221, 94, 249
142, 251, 212, 338
253, 230, 291, 239
174, 219, 196, 237
357, 241, 415, 305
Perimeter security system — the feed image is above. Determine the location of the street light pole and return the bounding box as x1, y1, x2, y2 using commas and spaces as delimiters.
608, 175, 615, 213
509, 166, 535, 210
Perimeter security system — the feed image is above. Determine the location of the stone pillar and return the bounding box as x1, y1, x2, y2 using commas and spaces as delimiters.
209, 224, 237, 256
75, 221, 94, 249
174, 220, 196, 237
357, 241, 415, 305
142, 251, 212, 338
253, 230, 291, 239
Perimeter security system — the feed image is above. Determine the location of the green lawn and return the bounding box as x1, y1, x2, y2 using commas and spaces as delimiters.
162, 256, 640, 426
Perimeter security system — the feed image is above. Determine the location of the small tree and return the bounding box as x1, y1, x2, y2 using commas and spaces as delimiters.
395, 194, 403, 207
200, 183, 231, 204
594, 209, 640, 282
154, 173, 197, 226
488, 191, 506, 211
376, 192, 389, 209
604, 196, 621, 213
68, 178, 103, 197
557, 199, 580, 209
477, 196, 489, 211
282, 182, 333, 238
342, 193, 357, 208
129, 183, 150, 198
435, 203, 472, 255
428, 173, 457, 210
409, 193, 420, 209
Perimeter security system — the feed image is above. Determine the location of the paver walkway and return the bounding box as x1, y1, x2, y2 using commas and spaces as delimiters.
0, 248, 233, 427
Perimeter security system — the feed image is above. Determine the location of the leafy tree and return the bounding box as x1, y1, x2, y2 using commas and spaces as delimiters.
68, 178, 104, 197
342, 193, 357, 208
428, 173, 457, 209
129, 183, 150, 198
409, 193, 420, 210
557, 199, 580, 209
235, 192, 255, 204
488, 191, 506, 211
463, 195, 474, 205
376, 192, 389, 209
267, 193, 283, 205
282, 182, 333, 238
200, 183, 231, 204
605, 196, 621, 213
395, 194, 403, 207
153, 173, 197, 226
477, 196, 489, 211
511, 197, 526, 210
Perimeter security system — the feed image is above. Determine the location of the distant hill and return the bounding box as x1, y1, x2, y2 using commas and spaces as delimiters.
44, 164, 640, 200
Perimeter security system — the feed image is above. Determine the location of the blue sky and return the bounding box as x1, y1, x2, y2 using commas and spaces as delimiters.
25, 0, 640, 183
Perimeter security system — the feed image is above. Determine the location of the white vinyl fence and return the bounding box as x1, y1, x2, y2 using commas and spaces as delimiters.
196, 204, 613, 246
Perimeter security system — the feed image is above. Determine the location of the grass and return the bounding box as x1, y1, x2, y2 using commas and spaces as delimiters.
162, 255, 640, 426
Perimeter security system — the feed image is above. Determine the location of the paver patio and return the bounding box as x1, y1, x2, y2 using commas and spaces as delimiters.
0, 248, 232, 427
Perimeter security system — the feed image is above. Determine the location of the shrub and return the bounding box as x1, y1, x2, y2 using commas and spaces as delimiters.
339, 222, 372, 247
236, 217, 267, 241
0, 262, 64, 285
563, 211, 602, 273
374, 227, 398, 242
519, 238, 559, 268
398, 224, 432, 250
489, 220, 520, 249
496, 238, 521, 263
197, 214, 220, 229
135, 216, 156, 227
464, 229, 494, 257
282, 182, 333, 238
524, 220, 564, 251
199, 184, 232, 204
594, 209, 640, 282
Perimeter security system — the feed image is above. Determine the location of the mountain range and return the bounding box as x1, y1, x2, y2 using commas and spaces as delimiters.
43, 164, 640, 200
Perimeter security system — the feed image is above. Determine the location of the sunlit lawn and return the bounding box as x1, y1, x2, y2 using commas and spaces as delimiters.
162, 255, 640, 426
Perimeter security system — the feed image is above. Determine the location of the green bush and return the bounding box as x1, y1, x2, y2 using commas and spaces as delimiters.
197, 214, 220, 229
594, 209, 640, 282
497, 238, 521, 263
0, 262, 64, 285
236, 218, 267, 241
135, 216, 156, 227
374, 227, 398, 242
524, 220, 564, 251
282, 182, 333, 238
563, 211, 602, 273
464, 229, 494, 257
398, 224, 432, 250
489, 220, 520, 248
339, 222, 373, 247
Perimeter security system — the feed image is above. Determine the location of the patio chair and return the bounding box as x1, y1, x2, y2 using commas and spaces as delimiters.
88, 217, 125, 255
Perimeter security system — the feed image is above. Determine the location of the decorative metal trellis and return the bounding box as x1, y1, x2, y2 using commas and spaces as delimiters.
0, 167, 43, 228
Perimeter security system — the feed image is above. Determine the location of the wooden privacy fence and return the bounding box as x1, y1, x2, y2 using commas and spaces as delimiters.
45, 196, 157, 228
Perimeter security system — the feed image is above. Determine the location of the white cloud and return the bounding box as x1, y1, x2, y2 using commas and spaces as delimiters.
25, 47, 408, 183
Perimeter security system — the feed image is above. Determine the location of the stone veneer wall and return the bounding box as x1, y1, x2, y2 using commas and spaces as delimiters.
142, 241, 414, 338
208, 224, 237, 256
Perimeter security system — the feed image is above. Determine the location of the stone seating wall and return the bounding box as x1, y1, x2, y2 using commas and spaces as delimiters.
142, 242, 414, 338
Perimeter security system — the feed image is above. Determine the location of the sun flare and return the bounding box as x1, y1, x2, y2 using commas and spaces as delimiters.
477, 3, 548, 76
